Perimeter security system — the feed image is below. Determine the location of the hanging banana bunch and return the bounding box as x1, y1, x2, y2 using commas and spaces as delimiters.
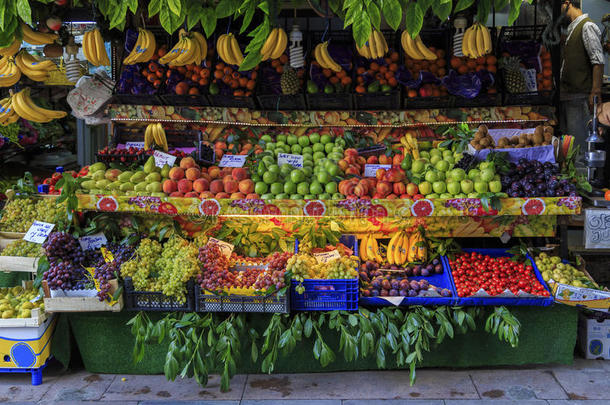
260, 27, 288, 61
82, 28, 111, 66
144, 123, 168, 152
123, 28, 156, 65
356, 29, 388, 59
160, 29, 207, 66
216, 33, 244, 66
462, 23, 492, 59
0, 56, 21, 87
20, 23, 58, 45
11, 88, 67, 123
313, 41, 342, 72
15, 50, 57, 82
401, 31, 437, 61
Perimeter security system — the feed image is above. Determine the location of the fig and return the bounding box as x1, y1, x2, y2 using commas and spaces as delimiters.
421, 268, 430, 277
410, 280, 420, 291
432, 258, 439, 265
359, 272, 370, 282
435, 264, 443, 274
390, 279, 400, 290
381, 279, 391, 290
371, 289, 379, 297
380, 289, 389, 296
399, 289, 408, 296
408, 289, 417, 297
389, 289, 398, 296
419, 280, 429, 289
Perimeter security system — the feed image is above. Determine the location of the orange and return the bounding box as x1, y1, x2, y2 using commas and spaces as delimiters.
276, 66, 284, 74
230, 80, 239, 89
177, 66, 186, 74
384, 71, 394, 80
389, 63, 398, 72
216, 63, 225, 70
246, 80, 256, 90
605, 190, 610, 201
450, 57, 462, 69
322, 69, 332, 78
542, 79, 552, 89
436, 58, 446, 67
250, 71, 257, 80
238, 77, 248, 87
379, 65, 388, 74
234, 89, 245, 96
279, 54, 288, 64
428, 64, 438, 74
356, 67, 366, 75
340, 76, 351, 85
355, 85, 366, 93
379, 79, 387, 85
153, 79, 161, 87
157, 47, 167, 58
199, 78, 207, 86
466, 60, 477, 69
370, 62, 380, 71
486, 55, 497, 65
244, 91, 252, 96
476, 56, 486, 65
148, 62, 158, 72
390, 51, 399, 62
543, 60, 552, 69
407, 89, 417, 98
223, 67, 232, 75
458, 65, 468, 75
329, 76, 339, 84
356, 76, 365, 84
189, 87, 199, 95
543, 69, 552, 78
337, 70, 346, 78
175, 82, 189, 95
486, 65, 496, 74
213, 70, 223, 79
271, 60, 280, 68
201, 69, 210, 78
388, 77, 397, 87
231, 72, 240, 79
156, 70, 163, 78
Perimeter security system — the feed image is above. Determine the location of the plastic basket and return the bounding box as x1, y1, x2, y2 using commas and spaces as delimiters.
160, 93, 211, 107
112, 93, 164, 106
357, 144, 387, 157
354, 89, 401, 111
291, 278, 359, 311
454, 92, 501, 108
123, 278, 195, 312
442, 248, 554, 307
194, 288, 289, 313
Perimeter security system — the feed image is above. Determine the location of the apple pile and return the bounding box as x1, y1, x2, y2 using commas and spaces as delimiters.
409, 147, 503, 198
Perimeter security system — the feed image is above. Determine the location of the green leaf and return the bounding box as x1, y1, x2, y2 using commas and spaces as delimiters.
216, 0, 240, 18
149, 0, 162, 16
382, 0, 402, 31
126, 0, 138, 14
109, 2, 127, 30
494, 0, 509, 10
405, 2, 423, 38
16, 0, 31, 25
168, 0, 182, 16
240, 1, 256, 34
417, 0, 432, 13
0, 0, 7, 31
366, 2, 381, 30
376, 343, 386, 368
199, 8, 217, 39
433, 1, 452, 21
454, 0, 475, 13
508, 0, 521, 25
477, 0, 491, 24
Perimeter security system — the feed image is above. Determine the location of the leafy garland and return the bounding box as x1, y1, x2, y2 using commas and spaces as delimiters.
129, 305, 521, 392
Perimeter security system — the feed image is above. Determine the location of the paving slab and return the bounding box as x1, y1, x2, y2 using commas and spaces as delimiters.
243, 370, 478, 400
139, 401, 240, 405
551, 358, 608, 372
100, 374, 246, 401
343, 400, 444, 405
241, 401, 342, 405
0, 371, 63, 402
552, 369, 610, 400
445, 401, 548, 405
40, 371, 116, 402
548, 401, 610, 405
469, 369, 568, 400
38, 402, 139, 405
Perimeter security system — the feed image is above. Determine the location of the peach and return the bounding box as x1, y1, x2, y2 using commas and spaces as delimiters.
356, 156, 366, 166
354, 183, 368, 198
366, 155, 379, 164
338, 159, 349, 171
376, 181, 392, 198
200, 172, 212, 182
222, 174, 234, 184
208, 166, 221, 179
245, 193, 260, 199
231, 167, 248, 182
199, 191, 214, 199
384, 167, 405, 183
222, 167, 233, 176
169, 191, 184, 197
193, 178, 210, 193
238, 179, 254, 194
210, 179, 225, 194
345, 155, 357, 165
184, 191, 199, 198
379, 155, 391, 165
169, 167, 185, 181
393, 182, 406, 195
406, 183, 419, 196
162, 179, 177, 194
179, 156, 196, 169
372, 192, 384, 199
224, 179, 239, 194
200, 167, 208, 173
375, 168, 386, 181
215, 192, 230, 199
400, 193, 410, 199
345, 166, 360, 175
344, 148, 358, 158
386, 194, 398, 199
215, 149, 224, 160
177, 179, 193, 193
230, 192, 245, 199
185, 167, 201, 181
392, 154, 403, 166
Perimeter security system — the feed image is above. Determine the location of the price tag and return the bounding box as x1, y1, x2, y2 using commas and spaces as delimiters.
219, 154, 247, 168
585, 208, 610, 249
126, 142, 145, 149
153, 150, 177, 168
23, 221, 55, 244
100, 247, 114, 263
521, 68, 538, 92
313, 250, 341, 263
364, 164, 391, 177
207, 237, 234, 259
79, 233, 108, 251
278, 153, 303, 169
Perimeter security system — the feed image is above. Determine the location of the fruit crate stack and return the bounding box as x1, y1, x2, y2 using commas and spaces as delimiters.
497, 25, 554, 106
290, 235, 359, 311
353, 30, 402, 110
306, 30, 354, 110
123, 278, 196, 311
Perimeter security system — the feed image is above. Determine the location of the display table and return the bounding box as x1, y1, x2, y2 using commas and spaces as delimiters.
51, 305, 578, 375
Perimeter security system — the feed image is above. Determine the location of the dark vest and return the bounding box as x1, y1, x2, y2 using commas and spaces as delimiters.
561, 17, 593, 95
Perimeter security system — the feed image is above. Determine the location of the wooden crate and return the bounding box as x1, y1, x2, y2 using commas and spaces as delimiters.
42, 279, 124, 313
0, 256, 39, 273
0, 232, 26, 239
0, 281, 48, 328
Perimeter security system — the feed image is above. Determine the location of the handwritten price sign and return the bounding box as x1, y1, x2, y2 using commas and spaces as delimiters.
219, 154, 247, 168
364, 164, 391, 177
313, 250, 341, 263
23, 221, 55, 244
207, 238, 234, 259
585, 208, 610, 249
278, 153, 303, 169
79, 233, 108, 251
125, 142, 145, 149
153, 150, 177, 168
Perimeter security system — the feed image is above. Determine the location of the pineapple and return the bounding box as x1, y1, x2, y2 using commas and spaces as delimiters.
500, 56, 527, 94
280, 67, 300, 95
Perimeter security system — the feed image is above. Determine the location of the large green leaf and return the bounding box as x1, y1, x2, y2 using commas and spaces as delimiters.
366, 2, 381, 31
454, 0, 475, 13
216, 0, 240, 18
405, 2, 423, 38
148, 0, 162, 17
0, 0, 7, 31
167, 0, 182, 16
126, 0, 138, 14
508, 0, 521, 25
200, 8, 217, 38
494, 0, 509, 10
381, 0, 402, 31
159, 0, 186, 33
187, 0, 203, 30
352, 10, 371, 47
109, 2, 127, 30
16, 0, 31, 25
476, 0, 491, 24
433, 1, 452, 21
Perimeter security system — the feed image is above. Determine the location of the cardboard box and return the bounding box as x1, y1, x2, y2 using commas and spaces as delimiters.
579, 313, 610, 360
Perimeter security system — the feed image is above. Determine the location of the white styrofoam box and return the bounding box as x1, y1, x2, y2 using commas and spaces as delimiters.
578, 313, 610, 360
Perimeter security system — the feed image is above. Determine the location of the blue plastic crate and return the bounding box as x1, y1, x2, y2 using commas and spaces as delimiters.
292, 235, 359, 311
442, 248, 554, 307
290, 278, 359, 311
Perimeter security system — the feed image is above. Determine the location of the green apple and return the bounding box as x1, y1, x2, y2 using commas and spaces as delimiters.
298, 136, 310, 147
270, 182, 284, 194
429, 149, 442, 158
260, 134, 272, 143
286, 134, 298, 145
313, 151, 326, 161
302, 167, 313, 178
275, 193, 289, 199
303, 153, 313, 162
412, 159, 427, 174
328, 152, 343, 162
447, 180, 461, 195
302, 146, 313, 155
474, 180, 489, 193
468, 168, 480, 180
433, 181, 447, 194
489, 180, 502, 193
325, 181, 338, 194
276, 140, 286, 149
280, 163, 293, 177
479, 161, 494, 170
290, 194, 303, 200
261, 193, 274, 200
327, 164, 340, 176
277, 134, 287, 143
310, 181, 324, 195
263, 171, 278, 184
460, 179, 474, 194
324, 142, 335, 154
262, 155, 275, 166
480, 168, 495, 182
419, 181, 433, 195
317, 170, 331, 184
427, 193, 440, 199
303, 160, 314, 168
268, 164, 280, 174
291, 144, 302, 154
425, 171, 438, 183
430, 155, 442, 165
265, 142, 275, 150
312, 143, 325, 153
332, 192, 343, 200
335, 138, 346, 148
284, 181, 297, 194
282, 144, 291, 153
304, 194, 316, 199
309, 133, 320, 144
332, 146, 343, 154
255, 182, 269, 195
420, 150, 430, 160
456, 193, 467, 198
320, 134, 332, 144
251, 174, 261, 183
449, 168, 466, 182
467, 192, 479, 198
436, 170, 446, 181
440, 193, 453, 199
290, 169, 305, 183
297, 182, 310, 195
442, 149, 453, 159
444, 156, 455, 166
435, 160, 450, 172
319, 192, 332, 200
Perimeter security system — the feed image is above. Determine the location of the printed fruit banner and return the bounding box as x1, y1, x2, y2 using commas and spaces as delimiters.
108, 105, 555, 127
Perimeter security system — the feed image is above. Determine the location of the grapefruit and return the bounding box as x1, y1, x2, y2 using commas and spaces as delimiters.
411, 199, 434, 217
199, 199, 221, 216
304, 200, 326, 216
522, 198, 545, 215
96, 196, 118, 212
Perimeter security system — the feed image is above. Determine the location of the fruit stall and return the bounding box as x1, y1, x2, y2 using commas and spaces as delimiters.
0, 0, 608, 391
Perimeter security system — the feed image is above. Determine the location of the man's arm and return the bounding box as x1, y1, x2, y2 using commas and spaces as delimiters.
591, 64, 603, 109
582, 22, 605, 109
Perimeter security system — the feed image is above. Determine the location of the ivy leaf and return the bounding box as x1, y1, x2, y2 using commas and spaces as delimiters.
352, 10, 371, 47
16, 0, 31, 25
405, 2, 423, 38
366, 2, 381, 31
216, 0, 240, 18
382, 0, 402, 31
454, 0, 475, 13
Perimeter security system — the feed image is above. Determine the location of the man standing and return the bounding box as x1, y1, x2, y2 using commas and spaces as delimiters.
560, 0, 605, 153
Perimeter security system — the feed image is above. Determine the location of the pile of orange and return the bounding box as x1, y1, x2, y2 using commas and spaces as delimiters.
212, 62, 257, 97
267, 53, 305, 83
450, 54, 497, 75
536, 46, 553, 91
354, 51, 400, 93
405, 48, 446, 78
406, 83, 448, 98
170, 64, 212, 95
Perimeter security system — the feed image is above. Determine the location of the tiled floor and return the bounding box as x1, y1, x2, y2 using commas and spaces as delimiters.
1, 358, 609, 404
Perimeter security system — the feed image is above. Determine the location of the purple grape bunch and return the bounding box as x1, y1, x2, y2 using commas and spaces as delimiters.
502, 159, 577, 198
43, 232, 85, 266
44, 261, 90, 290
94, 261, 120, 301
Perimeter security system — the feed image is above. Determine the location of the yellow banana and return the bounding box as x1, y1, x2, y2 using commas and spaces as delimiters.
144, 124, 152, 149
260, 28, 279, 60
12, 88, 66, 123
82, 31, 95, 65
172, 37, 195, 66
93, 29, 110, 65
319, 42, 342, 72
414, 35, 437, 61
386, 231, 401, 265
356, 42, 372, 59
461, 26, 474, 58
402, 31, 425, 60
124, 29, 146, 65
228, 34, 244, 66
415, 232, 427, 261
359, 234, 369, 261
474, 24, 486, 58
0, 60, 21, 87
15, 50, 56, 81
270, 28, 287, 60
370, 236, 383, 263
407, 233, 419, 263
366, 235, 377, 263
157, 123, 168, 152
138, 29, 156, 64
0, 38, 21, 57
314, 43, 328, 69
21, 23, 58, 45
191, 31, 208, 63
398, 231, 409, 265
480, 24, 492, 55
371, 30, 386, 58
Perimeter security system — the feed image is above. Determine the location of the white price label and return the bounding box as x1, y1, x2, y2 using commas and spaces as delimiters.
521, 68, 538, 92
153, 150, 177, 168
313, 250, 341, 263
364, 164, 391, 177
219, 154, 247, 168
207, 238, 234, 259
585, 208, 610, 249
126, 142, 145, 149
23, 221, 55, 244
277, 153, 303, 169
79, 233, 108, 251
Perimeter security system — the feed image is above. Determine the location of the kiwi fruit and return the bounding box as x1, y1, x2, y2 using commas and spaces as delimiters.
480, 137, 490, 147
510, 135, 520, 145
478, 124, 489, 134
498, 137, 509, 148
544, 132, 552, 142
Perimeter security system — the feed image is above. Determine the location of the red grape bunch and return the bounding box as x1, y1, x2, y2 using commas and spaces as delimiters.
198, 244, 234, 292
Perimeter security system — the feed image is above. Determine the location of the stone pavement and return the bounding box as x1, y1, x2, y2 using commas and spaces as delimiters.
1, 358, 610, 404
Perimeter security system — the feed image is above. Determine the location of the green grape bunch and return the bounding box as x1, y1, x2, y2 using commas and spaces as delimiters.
1, 240, 43, 257
0, 198, 67, 232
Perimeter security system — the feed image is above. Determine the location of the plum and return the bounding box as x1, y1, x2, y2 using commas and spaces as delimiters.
410, 280, 420, 291
389, 289, 398, 296
441, 289, 452, 297
390, 279, 400, 290
419, 280, 429, 289
380, 289, 389, 296
399, 289, 408, 296
371, 289, 380, 297
435, 264, 443, 274
421, 268, 430, 277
